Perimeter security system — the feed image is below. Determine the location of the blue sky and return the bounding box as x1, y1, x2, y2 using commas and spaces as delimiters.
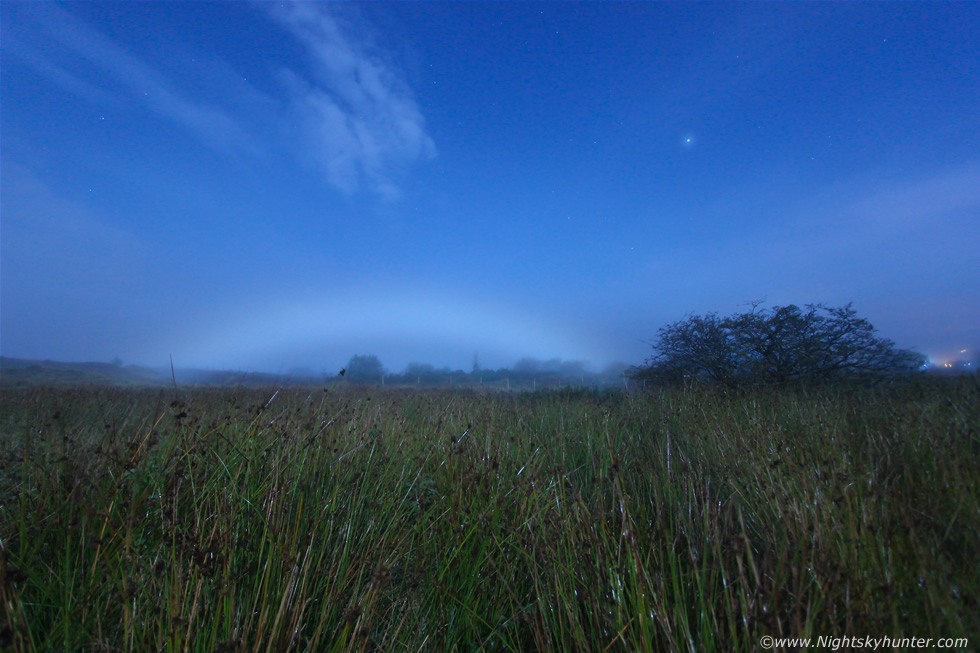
2, 1, 978, 373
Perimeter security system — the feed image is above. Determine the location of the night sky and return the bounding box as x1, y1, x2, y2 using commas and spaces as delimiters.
3, 1, 978, 374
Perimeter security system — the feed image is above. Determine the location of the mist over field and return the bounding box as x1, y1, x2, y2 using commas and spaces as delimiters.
2, 1, 978, 374
3, 6, 978, 650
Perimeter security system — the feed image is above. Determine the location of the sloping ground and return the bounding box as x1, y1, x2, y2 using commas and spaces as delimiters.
0, 357, 323, 387
0, 357, 168, 386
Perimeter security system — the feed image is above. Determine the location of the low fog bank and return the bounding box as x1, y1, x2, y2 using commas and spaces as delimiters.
335, 355, 634, 389
0, 355, 635, 389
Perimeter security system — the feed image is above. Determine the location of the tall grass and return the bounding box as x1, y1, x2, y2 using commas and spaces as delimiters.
1, 379, 976, 651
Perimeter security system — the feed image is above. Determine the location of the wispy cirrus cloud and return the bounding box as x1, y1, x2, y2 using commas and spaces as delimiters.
4, 35, 115, 105
262, 2, 436, 198
7, 3, 255, 155
8, 2, 434, 198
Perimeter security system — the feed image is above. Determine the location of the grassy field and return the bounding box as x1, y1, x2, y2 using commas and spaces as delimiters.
0, 379, 977, 651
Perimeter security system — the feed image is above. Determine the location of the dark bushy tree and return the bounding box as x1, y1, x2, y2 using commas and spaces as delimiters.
345, 354, 385, 384
632, 303, 924, 387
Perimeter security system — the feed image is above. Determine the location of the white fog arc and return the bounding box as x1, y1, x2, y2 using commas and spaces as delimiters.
179, 288, 605, 373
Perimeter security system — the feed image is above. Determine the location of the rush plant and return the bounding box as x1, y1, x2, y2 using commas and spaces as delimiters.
0, 379, 976, 651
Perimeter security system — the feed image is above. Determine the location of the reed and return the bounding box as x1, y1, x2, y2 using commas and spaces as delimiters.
0, 379, 976, 651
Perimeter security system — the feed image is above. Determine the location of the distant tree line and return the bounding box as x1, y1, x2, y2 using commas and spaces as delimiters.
630, 303, 925, 387
339, 354, 631, 389
335, 303, 926, 390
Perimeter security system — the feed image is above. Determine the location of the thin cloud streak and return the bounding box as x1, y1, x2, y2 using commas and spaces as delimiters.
848, 164, 980, 233
623, 162, 980, 351
263, 2, 436, 197
4, 36, 115, 105
17, 4, 255, 155
775, 163, 980, 262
